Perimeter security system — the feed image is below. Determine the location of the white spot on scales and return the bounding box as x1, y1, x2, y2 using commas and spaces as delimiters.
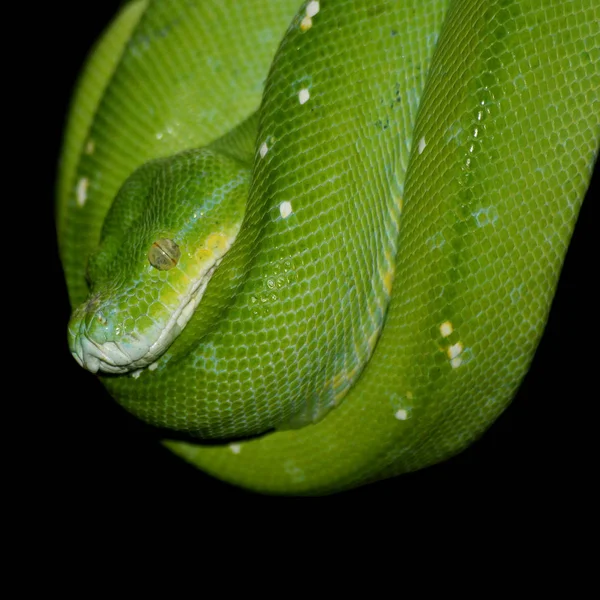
394, 409, 408, 421
447, 342, 463, 360
299, 0, 319, 32
447, 341, 464, 369
440, 321, 453, 338
298, 88, 310, 105
259, 141, 269, 158
229, 444, 241, 454
76, 177, 89, 207
306, 1, 320, 17
280, 201, 293, 219
418, 136, 426, 154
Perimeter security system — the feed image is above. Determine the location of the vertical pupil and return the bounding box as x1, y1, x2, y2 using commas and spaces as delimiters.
148, 238, 181, 270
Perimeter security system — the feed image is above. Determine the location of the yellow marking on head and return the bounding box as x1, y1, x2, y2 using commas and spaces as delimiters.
186, 232, 234, 276
192, 247, 212, 264
205, 232, 230, 253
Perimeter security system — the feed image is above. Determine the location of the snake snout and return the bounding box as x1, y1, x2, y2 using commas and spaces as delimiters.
69, 323, 138, 375
71, 335, 136, 374
67, 300, 150, 375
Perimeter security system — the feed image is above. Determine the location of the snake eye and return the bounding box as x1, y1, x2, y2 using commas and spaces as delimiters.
148, 238, 181, 271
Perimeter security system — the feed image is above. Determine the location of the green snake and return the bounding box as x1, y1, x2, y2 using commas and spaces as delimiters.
57, 0, 599, 495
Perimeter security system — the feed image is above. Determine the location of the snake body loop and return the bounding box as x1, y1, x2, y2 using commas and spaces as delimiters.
58, 0, 599, 494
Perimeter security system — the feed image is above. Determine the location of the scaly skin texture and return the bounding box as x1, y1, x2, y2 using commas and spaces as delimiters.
58, 0, 599, 495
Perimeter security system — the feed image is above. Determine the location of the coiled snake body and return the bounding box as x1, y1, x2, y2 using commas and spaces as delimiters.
58, 0, 599, 494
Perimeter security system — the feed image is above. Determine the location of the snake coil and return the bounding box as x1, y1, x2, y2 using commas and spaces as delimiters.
57, 0, 599, 494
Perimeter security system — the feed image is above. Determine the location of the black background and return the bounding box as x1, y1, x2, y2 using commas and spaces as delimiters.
29, 1, 595, 522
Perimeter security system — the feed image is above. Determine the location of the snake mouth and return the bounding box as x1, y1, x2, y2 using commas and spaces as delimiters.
69, 260, 222, 375
70, 335, 136, 374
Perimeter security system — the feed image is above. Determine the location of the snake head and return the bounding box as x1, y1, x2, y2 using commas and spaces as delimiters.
68, 148, 248, 374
